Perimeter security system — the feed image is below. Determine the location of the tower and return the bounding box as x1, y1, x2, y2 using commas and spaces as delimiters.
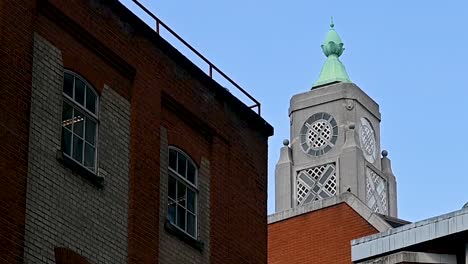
275, 21, 398, 217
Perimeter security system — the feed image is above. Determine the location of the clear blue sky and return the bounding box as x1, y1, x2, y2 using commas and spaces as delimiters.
121, 0, 468, 222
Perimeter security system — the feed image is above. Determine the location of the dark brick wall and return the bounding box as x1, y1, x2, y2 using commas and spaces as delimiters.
0, 0, 35, 263
268, 203, 378, 264
0, 0, 272, 263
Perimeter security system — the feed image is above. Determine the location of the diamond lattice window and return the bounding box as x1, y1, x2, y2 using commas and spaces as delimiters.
296, 163, 337, 205
361, 125, 375, 155
308, 120, 332, 148
359, 117, 377, 163
365, 167, 388, 214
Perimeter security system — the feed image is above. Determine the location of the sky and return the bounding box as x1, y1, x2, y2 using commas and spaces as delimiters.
121, 0, 468, 222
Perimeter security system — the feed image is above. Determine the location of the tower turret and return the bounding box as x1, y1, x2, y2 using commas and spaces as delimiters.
274, 20, 398, 217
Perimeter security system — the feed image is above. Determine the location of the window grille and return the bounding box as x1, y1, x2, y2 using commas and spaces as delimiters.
365, 167, 388, 214
296, 163, 337, 205
307, 120, 332, 148
300, 112, 338, 156
61, 71, 98, 172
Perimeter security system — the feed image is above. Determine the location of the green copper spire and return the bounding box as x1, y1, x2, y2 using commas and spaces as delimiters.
312, 18, 352, 88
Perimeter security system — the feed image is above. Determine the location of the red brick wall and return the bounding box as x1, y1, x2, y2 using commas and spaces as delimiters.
212, 109, 269, 264
0, 0, 35, 262
268, 203, 379, 264
0, 0, 271, 263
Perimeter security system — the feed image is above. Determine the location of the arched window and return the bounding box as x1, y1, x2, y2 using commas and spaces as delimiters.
61, 70, 98, 172
167, 147, 197, 238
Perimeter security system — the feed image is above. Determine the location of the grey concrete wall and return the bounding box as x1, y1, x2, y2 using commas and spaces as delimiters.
355, 251, 457, 264
275, 82, 397, 215
158, 127, 211, 264
289, 83, 381, 170
23, 33, 130, 264
275, 145, 293, 212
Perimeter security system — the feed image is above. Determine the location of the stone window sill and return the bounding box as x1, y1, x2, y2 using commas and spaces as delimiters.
164, 219, 204, 251
56, 150, 104, 188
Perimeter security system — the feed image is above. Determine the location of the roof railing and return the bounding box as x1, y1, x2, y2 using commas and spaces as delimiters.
127, 0, 261, 115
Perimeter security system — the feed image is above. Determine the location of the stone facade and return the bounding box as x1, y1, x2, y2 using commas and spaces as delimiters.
275, 82, 398, 217
24, 34, 130, 263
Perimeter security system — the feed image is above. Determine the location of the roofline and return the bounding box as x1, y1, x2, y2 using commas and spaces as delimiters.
268, 192, 392, 232
356, 251, 457, 264
41, 0, 273, 137
109, 0, 274, 137
351, 206, 468, 262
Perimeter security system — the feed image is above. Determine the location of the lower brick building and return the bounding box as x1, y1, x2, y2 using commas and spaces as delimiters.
0, 0, 273, 263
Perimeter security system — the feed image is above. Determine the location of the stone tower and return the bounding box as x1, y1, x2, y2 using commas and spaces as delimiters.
275, 21, 398, 217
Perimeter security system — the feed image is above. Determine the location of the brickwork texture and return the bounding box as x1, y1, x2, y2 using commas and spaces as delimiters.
158, 126, 211, 263
268, 203, 378, 264
1, 0, 272, 263
0, 0, 35, 262
24, 33, 131, 264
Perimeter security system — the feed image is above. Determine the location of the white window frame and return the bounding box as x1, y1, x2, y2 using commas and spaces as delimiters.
61, 70, 99, 173
167, 146, 198, 239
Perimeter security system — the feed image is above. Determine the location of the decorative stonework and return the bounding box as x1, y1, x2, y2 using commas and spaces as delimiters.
296, 163, 337, 205
365, 167, 388, 214
300, 112, 338, 156
359, 117, 377, 163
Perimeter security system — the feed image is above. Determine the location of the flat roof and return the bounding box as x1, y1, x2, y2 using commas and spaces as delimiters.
351, 206, 468, 262
268, 193, 392, 232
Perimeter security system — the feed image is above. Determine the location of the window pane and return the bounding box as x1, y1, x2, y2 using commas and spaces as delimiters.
187, 212, 195, 236
176, 205, 186, 230
61, 128, 72, 156
85, 86, 97, 114
84, 143, 95, 169
62, 102, 73, 130
72, 136, 83, 162
187, 162, 196, 184
73, 109, 84, 138
168, 199, 176, 224
177, 154, 187, 177
63, 73, 74, 97
168, 176, 176, 199
85, 118, 96, 145
187, 189, 195, 213
177, 181, 186, 207
169, 149, 177, 170
74, 78, 85, 106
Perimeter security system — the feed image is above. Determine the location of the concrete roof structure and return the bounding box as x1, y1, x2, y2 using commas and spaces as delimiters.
351, 206, 468, 263
268, 192, 407, 232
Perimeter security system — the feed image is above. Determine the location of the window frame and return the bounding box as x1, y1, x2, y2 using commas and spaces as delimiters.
61, 70, 99, 174
167, 146, 198, 239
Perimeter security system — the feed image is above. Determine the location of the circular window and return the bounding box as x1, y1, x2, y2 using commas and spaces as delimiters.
300, 112, 338, 156
359, 117, 377, 163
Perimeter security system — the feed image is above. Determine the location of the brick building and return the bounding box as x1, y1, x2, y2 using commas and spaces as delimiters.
0, 0, 273, 263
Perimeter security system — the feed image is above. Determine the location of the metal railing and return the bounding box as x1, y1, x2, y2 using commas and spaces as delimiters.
127, 0, 261, 115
